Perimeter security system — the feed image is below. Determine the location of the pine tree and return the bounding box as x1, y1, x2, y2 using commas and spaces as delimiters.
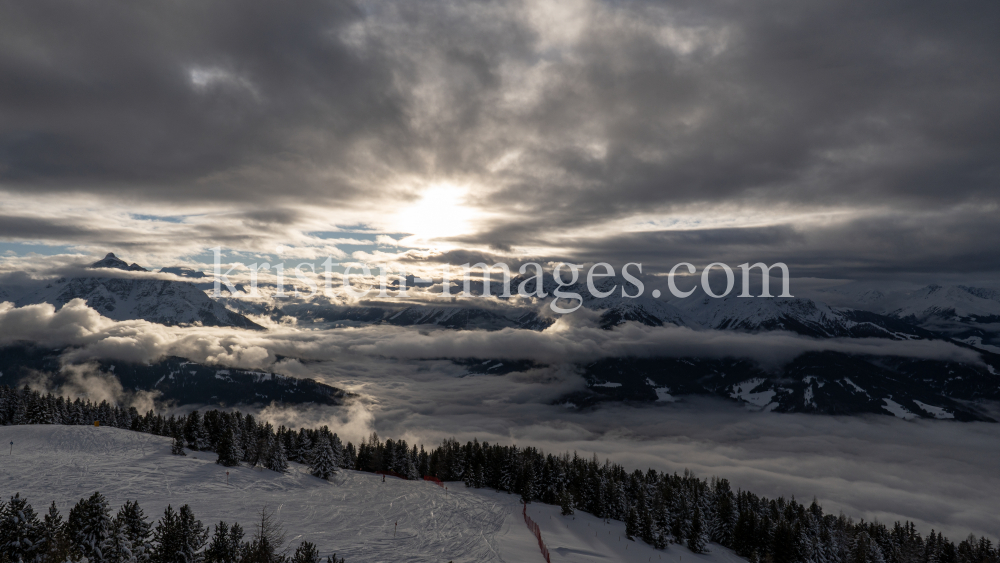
40, 501, 72, 563
520, 462, 537, 504
852, 531, 887, 563
106, 517, 137, 563
183, 411, 202, 450
266, 438, 288, 474
710, 478, 737, 546
291, 541, 321, 563
68, 491, 114, 563
671, 493, 690, 545
151, 504, 208, 563
559, 488, 575, 516
296, 431, 314, 467
687, 504, 708, 553
117, 500, 153, 563
196, 419, 211, 452
172, 435, 187, 456
309, 435, 337, 481
0, 493, 42, 562
206, 521, 239, 563
345, 442, 358, 470
216, 425, 240, 467
330, 434, 344, 469
626, 506, 640, 541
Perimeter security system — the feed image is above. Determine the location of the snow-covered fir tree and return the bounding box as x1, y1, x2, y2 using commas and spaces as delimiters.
295, 429, 314, 466
310, 434, 338, 480
40, 501, 72, 563
206, 520, 246, 563
266, 436, 289, 474
116, 499, 152, 563
215, 424, 241, 467
171, 435, 187, 456
687, 503, 709, 553
330, 433, 344, 469
105, 516, 137, 563
0, 493, 42, 562
67, 491, 114, 563
151, 504, 208, 563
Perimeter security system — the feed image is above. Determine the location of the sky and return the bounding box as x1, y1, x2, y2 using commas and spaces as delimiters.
1, 0, 998, 284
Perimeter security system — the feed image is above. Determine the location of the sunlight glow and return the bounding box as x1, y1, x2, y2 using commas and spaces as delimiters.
394, 183, 482, 244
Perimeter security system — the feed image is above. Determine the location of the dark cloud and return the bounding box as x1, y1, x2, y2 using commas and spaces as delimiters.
555, 208, 1000, 278
0, 0, 406, 202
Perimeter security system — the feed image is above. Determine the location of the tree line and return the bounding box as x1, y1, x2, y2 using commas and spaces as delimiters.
3, 384, 999, 563
0, 491, 343, 563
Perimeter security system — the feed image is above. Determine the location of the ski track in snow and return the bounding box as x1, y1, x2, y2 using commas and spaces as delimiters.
1, 425, 747, 563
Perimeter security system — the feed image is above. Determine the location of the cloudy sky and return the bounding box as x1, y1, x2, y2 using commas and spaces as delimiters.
1, 0, 998, 283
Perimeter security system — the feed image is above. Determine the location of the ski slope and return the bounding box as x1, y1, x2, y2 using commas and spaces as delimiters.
0, 425, 748, 563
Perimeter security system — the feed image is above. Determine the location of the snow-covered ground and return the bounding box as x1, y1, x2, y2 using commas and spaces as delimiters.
0, 424, 745, 563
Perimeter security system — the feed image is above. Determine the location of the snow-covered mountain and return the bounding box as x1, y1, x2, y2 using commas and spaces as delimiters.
256, 274, 941, 338
576, 278, 693, 329
671, 295, 933, 339
324, 304, 554, 331
825, 284, 1000, 322
90, 252, 148, 271
12, 253, 262, 329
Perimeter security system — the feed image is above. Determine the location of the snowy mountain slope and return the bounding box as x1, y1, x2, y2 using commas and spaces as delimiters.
671, 295, 933, 339
311, 274, 927, 337
581, 283, 693, 330
573, 351, 1000, 421
322, 304, 554, 331
13, 254, 262, 329
1, 425, 748, 563
313, 276, 691, 331
824, 284, 1000, 322
161, 265, 248, 294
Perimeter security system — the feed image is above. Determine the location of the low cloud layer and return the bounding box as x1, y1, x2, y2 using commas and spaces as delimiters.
23, 363, 161, 414
0, 300, 984, 371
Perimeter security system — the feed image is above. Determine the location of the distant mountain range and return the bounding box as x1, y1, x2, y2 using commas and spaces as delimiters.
276, 277, 997, 342
4, 253, 261, 329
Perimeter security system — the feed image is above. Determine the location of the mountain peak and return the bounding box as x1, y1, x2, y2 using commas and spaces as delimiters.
90, 253, 148, 272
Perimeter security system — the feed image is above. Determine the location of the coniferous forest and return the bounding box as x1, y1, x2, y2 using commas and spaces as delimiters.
0, 490, 343, 563
3, 384, 999, 563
